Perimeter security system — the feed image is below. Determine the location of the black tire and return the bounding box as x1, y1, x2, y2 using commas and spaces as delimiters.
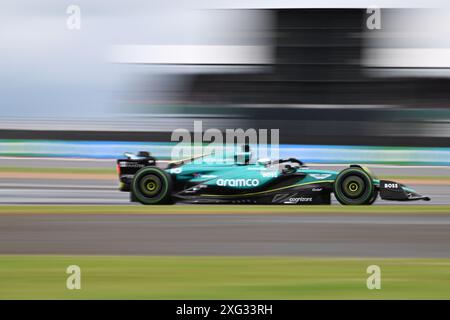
334, 168, 375, 205
130, 192, 138, 202
366, 189, 379, 205
131, 167, 173, 205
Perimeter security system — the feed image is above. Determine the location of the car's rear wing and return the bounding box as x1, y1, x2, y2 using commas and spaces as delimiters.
116, 152, 156, 190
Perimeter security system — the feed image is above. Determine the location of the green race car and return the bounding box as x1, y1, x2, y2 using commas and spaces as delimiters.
116, 146, 430, 205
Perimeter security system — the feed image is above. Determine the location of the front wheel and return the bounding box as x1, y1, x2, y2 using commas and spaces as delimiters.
131, 167, 173, 205
334, 168, 376, 205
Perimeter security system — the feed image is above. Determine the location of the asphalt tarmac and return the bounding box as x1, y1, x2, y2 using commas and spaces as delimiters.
0, 157, 449, 258
0, 158, 448, 205
0, 178, 447, 204
3, 157, 450, 176
0, 213, 449, 257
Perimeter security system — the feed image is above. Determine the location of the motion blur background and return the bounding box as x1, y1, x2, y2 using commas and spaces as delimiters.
2, 1, 450, 300
1, 0, 450, 162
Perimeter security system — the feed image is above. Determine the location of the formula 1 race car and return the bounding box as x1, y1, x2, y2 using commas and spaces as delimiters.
116, 147, 430, 205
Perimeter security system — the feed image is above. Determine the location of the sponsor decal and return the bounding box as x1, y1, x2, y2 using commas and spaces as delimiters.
169, 168, 183, 174
310, 173, 332, 180
119, 162, 144, 168
383, 183, 399, 189
312, 187, 323, 192
285, 197, 313, 204
273, 193, 314, 204
261, 171, 277, 178
217, 178, 260, 187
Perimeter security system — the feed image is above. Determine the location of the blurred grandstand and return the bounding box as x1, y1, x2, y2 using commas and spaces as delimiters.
2, 4, 450, 148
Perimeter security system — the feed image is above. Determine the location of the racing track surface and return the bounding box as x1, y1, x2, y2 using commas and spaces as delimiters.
0, 158, 449, 258
0, 158, 449, 205
0, 178, 448, 205
1, 213, 450, 257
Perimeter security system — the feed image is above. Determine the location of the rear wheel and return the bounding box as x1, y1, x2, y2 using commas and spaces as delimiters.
334, 168, 375, 205
131, 167, 173, 204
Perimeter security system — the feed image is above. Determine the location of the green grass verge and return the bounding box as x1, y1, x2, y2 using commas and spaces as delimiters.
0, 205, 449, 215
1, 256, 449, 299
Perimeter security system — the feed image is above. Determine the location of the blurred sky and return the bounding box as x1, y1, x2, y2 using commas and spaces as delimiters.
1, 0, 449, 118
